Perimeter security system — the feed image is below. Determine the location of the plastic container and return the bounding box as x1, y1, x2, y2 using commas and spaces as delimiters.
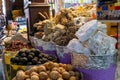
72, 52, 117, 80
30, 36, 57, 56
56, 46, 72, 64
29, 36, 43, 51
42, 41, 57, 56
76, 64, 116, 80
71, 53, 117, 70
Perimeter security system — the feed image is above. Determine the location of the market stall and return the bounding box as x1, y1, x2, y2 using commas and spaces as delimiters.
0, 0, 119, 80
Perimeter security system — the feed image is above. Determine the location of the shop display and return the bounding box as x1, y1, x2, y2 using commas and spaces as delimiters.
88, 31, 117, 55
12, 62, 82, 80
1, 1, 118, 80
97, 0, 120, 20
10, 49, 58, 65
3, 34, 31, 51
5, 40, 31, 51
6, 22, 17, 37
33, 8, 92, 46
29, 3, 117, 70
69, 20, 117, 69
71, 3, 96, 18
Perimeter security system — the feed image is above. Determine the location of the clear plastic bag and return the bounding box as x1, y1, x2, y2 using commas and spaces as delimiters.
97, 22, 107, 33
67, 38, 90, 56
72, 53, 89, 68
71, 52, 117, 69
42, 41, 56, 51
88, 31, 117, 55
75, 20, 98, 42
56, 45, 72, 64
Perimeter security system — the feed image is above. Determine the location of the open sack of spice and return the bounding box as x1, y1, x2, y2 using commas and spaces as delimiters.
4, 34, 32, 51
67, 20, 117, 69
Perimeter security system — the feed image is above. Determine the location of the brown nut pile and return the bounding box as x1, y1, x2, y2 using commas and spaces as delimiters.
12, 62, 82, 80
10, 49, 58, 65
5, 40, 31, 51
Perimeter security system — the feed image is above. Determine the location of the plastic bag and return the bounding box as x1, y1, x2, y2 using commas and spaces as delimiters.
42, 41, 56, 51
29, 36, 44, 51
75, 20, 98, 42
97, 22, 107, 33
56, 45, 72, 64
67, 38, 91, 56
72, 53, 89, 68
88, 31, 117, 55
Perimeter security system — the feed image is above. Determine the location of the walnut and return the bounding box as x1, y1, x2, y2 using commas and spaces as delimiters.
46, 62, 55, 70
29, 66, 38, 73
25, 70, 30, 75
65, 64, 73, 71
58, 67, 66, 74
16, 70, 26, 80
37, 65, 46, 73
52, 67, 59, 72
30, 72, 39, 76
53, 63, 59, 68
69, 71, 75, 76
62, 71, 70, 80
31, 75, 39, 80
39, 72, 48, 80
59, 63, 64, 67
43, 62, 49, 68
50, 71, 59, 80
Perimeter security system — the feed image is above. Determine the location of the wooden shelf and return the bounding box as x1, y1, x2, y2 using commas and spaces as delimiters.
98, 20, 120, 23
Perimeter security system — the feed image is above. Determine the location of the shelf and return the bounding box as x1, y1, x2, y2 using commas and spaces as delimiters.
98, 20, 120, 23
